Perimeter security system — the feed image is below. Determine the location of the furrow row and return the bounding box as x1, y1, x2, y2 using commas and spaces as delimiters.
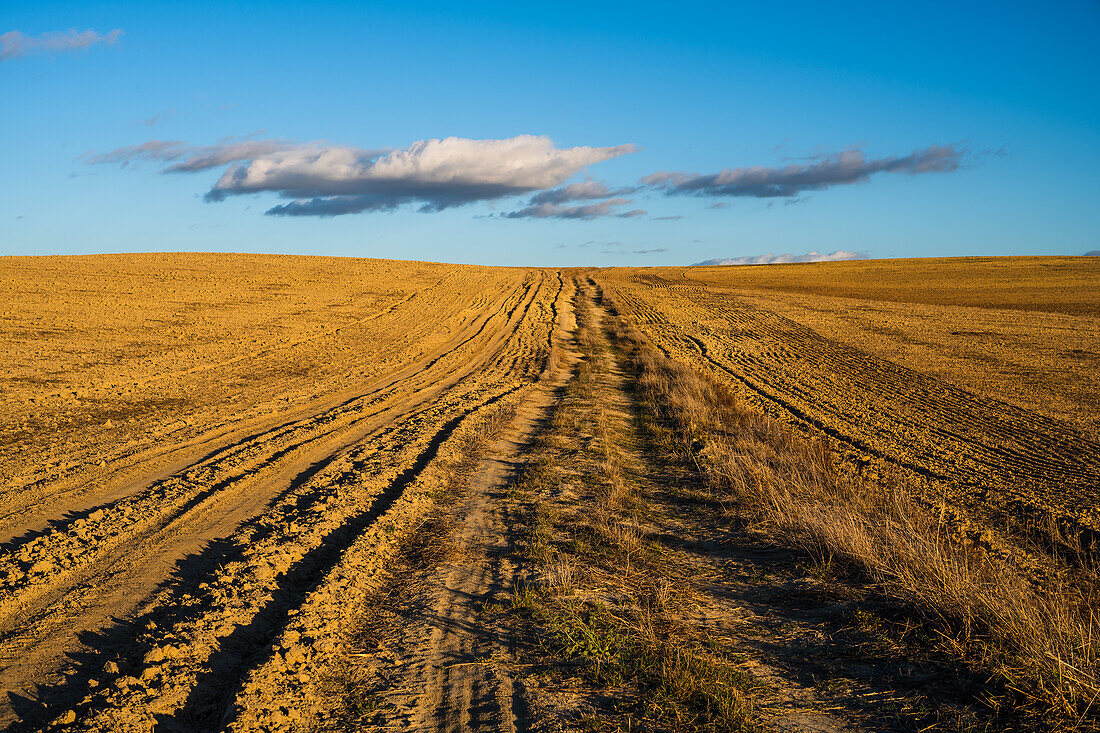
599, 273, 1100, 541
0, 270, 558, 730
0, 280, 536, 637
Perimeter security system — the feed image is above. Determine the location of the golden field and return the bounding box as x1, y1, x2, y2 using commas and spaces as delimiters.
0, 253, 561, 731
600, 258, 1100, 549
0, 253, 1096, 732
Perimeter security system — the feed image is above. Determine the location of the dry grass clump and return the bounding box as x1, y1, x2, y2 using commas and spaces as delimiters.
541, 556, 577, 594
605, 307, 1100, 728
519, 595, 759, 733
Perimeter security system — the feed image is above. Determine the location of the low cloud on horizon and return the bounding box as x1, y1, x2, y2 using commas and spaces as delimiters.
694, 250, 868, 266
0, 28, 123, 61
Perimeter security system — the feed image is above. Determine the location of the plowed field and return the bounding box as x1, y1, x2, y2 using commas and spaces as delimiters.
0, 254, 566, 730
598, 257, 1100, 549
0, 254, 1097, 732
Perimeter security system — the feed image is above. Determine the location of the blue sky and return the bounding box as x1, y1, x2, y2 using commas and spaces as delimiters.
3, 1, 1098, 266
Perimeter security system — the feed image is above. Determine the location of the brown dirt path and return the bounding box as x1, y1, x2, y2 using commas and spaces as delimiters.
506, 280, 1001, 733
356, 275, 579, 733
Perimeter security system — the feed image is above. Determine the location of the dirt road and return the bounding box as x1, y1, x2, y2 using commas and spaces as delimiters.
352, 273, 578, 733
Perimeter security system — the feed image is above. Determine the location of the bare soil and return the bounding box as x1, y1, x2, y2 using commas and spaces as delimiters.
0, 255, 1094, 732
598, 262, 1100, 561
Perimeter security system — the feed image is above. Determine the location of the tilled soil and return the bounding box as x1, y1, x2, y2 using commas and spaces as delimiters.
0, 256, 570, 730
1, 255, 1095, 732
337, 269, 579, 733
598, 264, 1100, 561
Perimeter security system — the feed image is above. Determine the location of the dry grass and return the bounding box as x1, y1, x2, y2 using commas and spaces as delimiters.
506, 285, 760, 732
605, 303, 1100, 729
599, 261, 1100, 551
518, 595, 759, 733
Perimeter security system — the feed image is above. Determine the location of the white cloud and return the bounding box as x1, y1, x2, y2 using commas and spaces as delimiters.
503, 198, 646, 220
167, 141, 300, 173
213, 135, 637, 214
646, 145, 964, 199
84, 140, 187, 167
83, 139, 298, 171
0, 28, 123, 61
503, 179, 643, 219
527, 181, 638, 205
88, 134, 637, 216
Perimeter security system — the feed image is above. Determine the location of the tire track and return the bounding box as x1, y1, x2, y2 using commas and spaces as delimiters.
0, 280, 535, 637
397, 277, 576, 733
0, 272, 556, 730
308, 274, 576, 733
598, 271, 1100, 546
0, 270, 520, 545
